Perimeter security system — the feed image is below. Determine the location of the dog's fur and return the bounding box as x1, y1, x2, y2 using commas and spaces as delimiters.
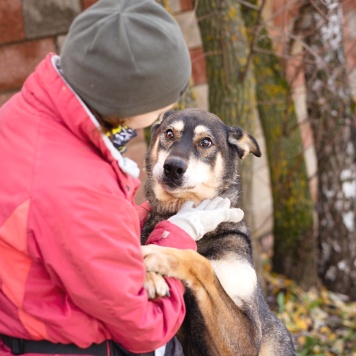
141, 109, 295, 356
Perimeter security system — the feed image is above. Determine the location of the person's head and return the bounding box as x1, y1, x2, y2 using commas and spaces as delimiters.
60, 0, 191, 129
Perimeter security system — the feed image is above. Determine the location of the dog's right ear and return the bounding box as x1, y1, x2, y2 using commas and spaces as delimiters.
161, 110, 175, 121
228, 126, 262, 159
151, 110, 175, 134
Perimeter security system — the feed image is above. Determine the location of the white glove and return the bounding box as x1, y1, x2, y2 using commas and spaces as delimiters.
168, 197, 244, 241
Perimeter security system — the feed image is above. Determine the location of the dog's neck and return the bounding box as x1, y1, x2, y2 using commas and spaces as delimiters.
148, 196, 191, 217
147, 183, 240, 218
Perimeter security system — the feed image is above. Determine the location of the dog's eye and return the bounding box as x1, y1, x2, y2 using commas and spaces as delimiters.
165, 129, 174, 140
200, 138, 213, 148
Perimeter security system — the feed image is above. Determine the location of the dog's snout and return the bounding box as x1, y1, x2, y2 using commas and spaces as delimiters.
163, 157, 187, 180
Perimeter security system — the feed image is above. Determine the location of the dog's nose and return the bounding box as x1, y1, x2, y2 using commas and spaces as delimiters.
163, 157, 187, 180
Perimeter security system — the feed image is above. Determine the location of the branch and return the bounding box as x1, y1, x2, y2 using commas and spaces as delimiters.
239, 0, 267, 84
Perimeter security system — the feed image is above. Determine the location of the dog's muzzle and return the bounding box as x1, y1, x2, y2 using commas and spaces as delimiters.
163, 157, 187, 184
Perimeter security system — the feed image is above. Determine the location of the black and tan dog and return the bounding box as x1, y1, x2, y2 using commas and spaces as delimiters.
141, 108, 295, 356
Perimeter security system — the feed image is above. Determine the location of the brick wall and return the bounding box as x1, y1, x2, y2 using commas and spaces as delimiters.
343, 0, 356, 100
0, 0, 80, 106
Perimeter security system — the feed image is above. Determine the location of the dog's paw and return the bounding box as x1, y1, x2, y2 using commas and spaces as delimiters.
142, 245, 175, 277
144, 271, 170, 299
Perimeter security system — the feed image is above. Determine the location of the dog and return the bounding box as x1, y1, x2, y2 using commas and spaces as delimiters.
141, 108, 295, 356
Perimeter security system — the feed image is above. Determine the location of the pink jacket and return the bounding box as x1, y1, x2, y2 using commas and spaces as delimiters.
0, 53, 196, 355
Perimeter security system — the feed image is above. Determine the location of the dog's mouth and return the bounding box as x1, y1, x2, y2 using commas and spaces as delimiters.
159, 179, 196, 193
151, 175, 223, 215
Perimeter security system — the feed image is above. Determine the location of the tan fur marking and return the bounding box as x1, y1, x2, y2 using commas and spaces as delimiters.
228, 132, 257, 159
213, 153, 224, 181
152, 181, 212, 213
144, 271, 169, 299
239, 133, 253, 159
238, 133, 255, 159
171, 120, 185, 133
258, 339, 275, 356
193, 124, 212, 136
151, 137, 160, 164
152, 150, 170, 177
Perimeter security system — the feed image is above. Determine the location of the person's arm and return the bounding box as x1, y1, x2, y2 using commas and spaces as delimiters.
36, 188, 194, 353
135, 201, 151, 230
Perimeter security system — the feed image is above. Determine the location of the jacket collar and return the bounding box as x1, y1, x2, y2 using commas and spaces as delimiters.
24, 53, 140, 179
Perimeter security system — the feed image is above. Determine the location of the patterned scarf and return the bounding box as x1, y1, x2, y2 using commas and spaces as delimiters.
106, 125, 137, 153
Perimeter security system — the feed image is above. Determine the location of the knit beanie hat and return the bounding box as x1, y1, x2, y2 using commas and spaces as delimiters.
60, 0, 191, 118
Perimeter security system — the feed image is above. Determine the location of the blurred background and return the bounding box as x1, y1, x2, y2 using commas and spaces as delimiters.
0, 0, 355, 354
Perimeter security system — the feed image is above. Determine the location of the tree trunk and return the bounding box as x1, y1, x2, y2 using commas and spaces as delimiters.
296, 0, 356, 299
194, 0, 264, 284
242, 2, 318, 289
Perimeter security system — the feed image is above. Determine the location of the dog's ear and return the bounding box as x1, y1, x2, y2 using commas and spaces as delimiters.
161, 110, 175, 121
228, 127, 262, 159
151, 110, 176, 135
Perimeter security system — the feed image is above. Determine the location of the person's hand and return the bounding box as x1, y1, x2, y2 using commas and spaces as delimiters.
168, 197, 244, 241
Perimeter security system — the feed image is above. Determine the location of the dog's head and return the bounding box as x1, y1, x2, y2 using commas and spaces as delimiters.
144, 108, 261, 215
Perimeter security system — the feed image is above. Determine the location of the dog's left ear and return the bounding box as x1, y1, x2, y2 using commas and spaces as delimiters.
228, 127, 262, 159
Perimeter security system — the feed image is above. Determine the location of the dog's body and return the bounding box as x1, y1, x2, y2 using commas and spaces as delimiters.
141, 109, 295, 355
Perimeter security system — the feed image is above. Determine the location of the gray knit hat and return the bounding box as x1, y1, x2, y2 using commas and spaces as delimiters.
60, 0, 191, 118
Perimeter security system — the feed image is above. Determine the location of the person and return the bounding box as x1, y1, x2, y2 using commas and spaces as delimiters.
0, 0, 244, 355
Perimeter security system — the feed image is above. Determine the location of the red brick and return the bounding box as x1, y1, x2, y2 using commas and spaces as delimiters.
81, 0, 98, 10
286, 55, 305, 88
0, 91, 17, 108
345, 41, 356, 68
342, 7, 356, 69
342, 0, 356, 13
190, 47, 207, 85
0, 0, 25, 45
269, 0, 300, 56
272, 0, 299, 29
300, 121, 313, 150
0, 39, 56, 92
181, 0, 193, 11
309, 176, 318, 204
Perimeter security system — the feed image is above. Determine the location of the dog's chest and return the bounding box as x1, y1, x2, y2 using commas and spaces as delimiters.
197, 230, 257, 307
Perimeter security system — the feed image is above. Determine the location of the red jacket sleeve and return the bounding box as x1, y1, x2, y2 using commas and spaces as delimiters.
135, 202, 197, 302
144, 220, 198, 299
34, 186, 196, 353
135, 201, 151, 230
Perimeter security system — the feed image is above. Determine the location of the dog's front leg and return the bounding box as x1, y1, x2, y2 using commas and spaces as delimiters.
144, 271, 170, 299
142, 245, 216, 290
142, 245, 261, 356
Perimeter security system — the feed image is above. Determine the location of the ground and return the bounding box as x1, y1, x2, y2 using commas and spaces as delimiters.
264, 258, 356, 356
